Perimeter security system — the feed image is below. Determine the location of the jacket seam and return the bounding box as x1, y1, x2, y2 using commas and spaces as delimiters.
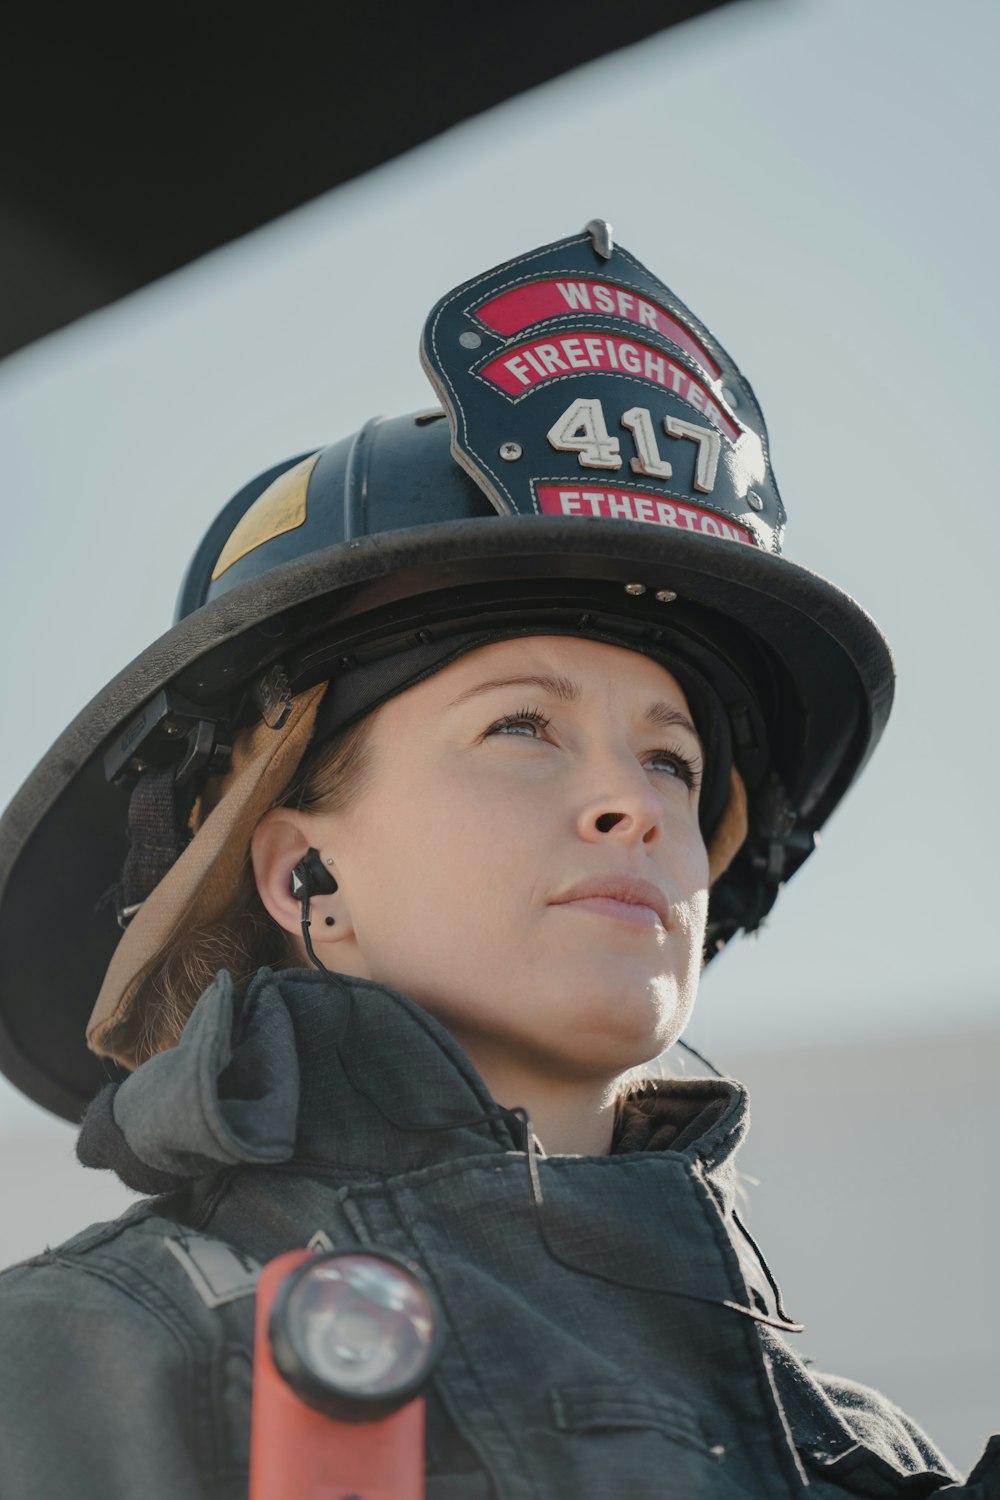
379, 1186, 540, 1499
0, 1204, 164, 1278
688, 1166, 810, 1495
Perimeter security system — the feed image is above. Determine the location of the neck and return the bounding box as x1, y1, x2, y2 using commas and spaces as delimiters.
458, 1046, 620, 1156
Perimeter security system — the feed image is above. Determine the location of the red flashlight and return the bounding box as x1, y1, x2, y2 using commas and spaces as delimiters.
250, 1248, 443, 1500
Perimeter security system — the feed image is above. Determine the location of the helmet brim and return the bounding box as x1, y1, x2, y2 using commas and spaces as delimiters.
0, 514, 892, 1121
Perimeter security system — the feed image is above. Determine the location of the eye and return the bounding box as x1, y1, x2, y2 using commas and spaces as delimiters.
483, 706, 552, 739
647, 746, 702, 790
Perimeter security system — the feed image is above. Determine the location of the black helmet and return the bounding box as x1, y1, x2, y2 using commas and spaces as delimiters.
0, 223, 893, 1121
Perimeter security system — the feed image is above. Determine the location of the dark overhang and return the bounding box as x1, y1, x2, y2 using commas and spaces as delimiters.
1, 2, 741, 360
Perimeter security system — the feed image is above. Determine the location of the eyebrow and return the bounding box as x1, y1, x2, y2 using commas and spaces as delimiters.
446, 673, 703, 750
447, 673, 581, 707
644, 701, 703, 751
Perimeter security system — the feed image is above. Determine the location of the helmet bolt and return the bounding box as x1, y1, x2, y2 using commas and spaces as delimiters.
655, 589, 677, 603
624, 583, 647, 596
499, 442, 522, 462
748, 491, 764, 512
459, 331, 482, 349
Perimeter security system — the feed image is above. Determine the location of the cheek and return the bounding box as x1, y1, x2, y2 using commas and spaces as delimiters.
660, 800, 711, 895
662, 820, 710, 965
676, 883, 710, 950
345, 767, 539, 940
684, 840, 711, 904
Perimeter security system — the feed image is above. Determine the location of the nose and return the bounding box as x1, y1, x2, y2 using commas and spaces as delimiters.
575, 761, 664, 849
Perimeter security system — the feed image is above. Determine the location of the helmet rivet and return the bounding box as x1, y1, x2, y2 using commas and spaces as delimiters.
748, 491, 764, 512
459, 330, 482, 350
624, 583, 647, 597
721, 385, 738, 408
499, 442, 522, 462
655, 589, 677, 603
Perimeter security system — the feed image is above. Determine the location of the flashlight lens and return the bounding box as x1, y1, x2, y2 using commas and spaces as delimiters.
280, 1253, 438, 1402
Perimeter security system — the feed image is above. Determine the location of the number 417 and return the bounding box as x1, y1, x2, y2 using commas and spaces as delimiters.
546, 397, 721, 495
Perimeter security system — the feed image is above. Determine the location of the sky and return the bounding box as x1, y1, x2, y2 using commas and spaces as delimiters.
0, 0, 997, 1130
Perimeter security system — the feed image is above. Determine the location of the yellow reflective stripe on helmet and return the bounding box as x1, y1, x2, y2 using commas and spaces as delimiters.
211, 451, 320, 580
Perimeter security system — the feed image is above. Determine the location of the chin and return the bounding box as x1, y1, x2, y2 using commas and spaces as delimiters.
556, 972, 688, 1071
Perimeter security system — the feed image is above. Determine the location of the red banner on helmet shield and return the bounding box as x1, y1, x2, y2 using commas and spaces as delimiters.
475, 278, 722, 383
535, 484, 754, 545
478, 333, 739, 443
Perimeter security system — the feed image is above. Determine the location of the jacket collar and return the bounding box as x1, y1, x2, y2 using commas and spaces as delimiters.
81, 966, 749, 1210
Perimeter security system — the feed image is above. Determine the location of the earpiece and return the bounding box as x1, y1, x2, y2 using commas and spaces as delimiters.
289, 848, 339, 902
289, 848, 339, 974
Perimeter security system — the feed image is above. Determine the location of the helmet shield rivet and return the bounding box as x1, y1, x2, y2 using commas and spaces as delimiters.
655, 589, 677, 603
459, 331, 481, 350
499, 442, 522, 462
748, 491, 764, 512
624, 583, 647, 596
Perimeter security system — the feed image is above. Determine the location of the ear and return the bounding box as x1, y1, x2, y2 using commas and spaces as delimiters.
251, 807, 353, 943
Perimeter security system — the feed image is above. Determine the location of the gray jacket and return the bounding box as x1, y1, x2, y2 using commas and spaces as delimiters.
0, 968, 996, 1498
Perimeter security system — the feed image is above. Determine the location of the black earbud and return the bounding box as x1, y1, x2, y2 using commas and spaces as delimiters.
290, 848, 338, 974
289, 848, 338, 902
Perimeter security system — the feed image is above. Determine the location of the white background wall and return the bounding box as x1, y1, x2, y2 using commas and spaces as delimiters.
731, 1032, 1000, 1475
0, 0, 996, 1476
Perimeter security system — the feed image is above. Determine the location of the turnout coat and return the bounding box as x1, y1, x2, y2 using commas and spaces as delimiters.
0, 968, 995, 1498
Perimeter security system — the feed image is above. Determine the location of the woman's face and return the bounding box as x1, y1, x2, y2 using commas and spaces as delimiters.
290, 636, 709, 1088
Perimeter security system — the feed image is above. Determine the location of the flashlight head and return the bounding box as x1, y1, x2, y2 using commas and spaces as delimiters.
268, 1249, 443, 1421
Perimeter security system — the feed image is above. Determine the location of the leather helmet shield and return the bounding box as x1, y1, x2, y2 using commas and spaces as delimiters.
420, 225, 784, 552
0, 227, 894, 1121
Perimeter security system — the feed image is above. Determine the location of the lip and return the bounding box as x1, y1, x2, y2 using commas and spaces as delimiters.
549, 875, 671, 931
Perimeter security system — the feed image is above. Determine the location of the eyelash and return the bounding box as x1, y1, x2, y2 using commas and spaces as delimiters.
484, 706, 702, 790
